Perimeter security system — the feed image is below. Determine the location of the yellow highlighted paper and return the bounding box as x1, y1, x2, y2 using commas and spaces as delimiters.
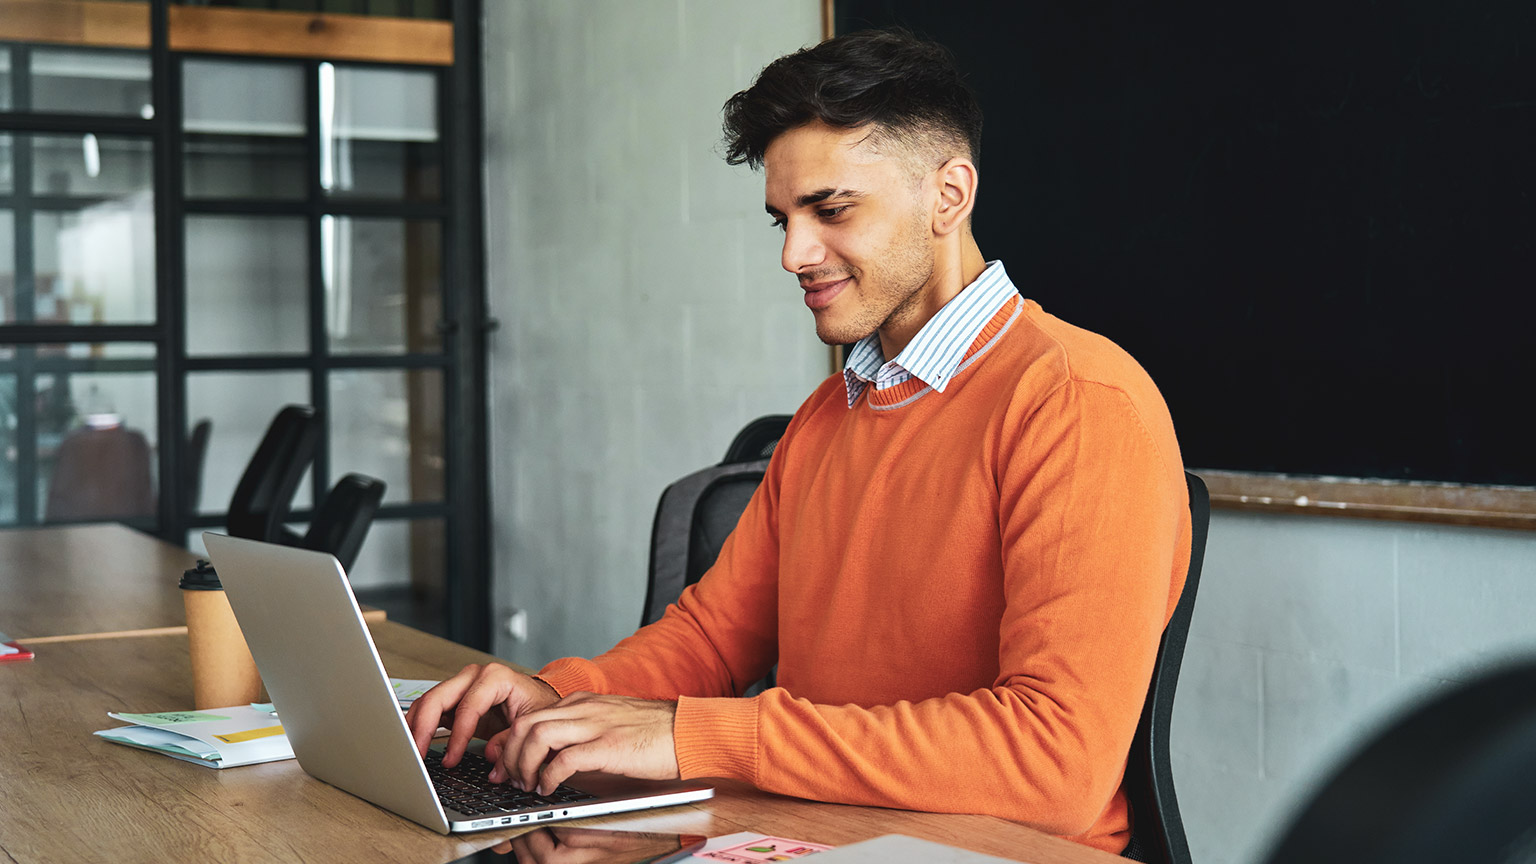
214, 724, 287, 744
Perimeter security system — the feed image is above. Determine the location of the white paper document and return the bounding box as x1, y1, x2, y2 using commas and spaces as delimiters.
95, 704, 291, 769
94, 679, 440, 769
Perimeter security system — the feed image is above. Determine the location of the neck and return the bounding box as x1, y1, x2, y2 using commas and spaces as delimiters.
877, 232, 988, 359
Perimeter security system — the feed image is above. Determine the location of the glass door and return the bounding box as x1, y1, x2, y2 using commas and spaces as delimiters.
0, 0, 488, 647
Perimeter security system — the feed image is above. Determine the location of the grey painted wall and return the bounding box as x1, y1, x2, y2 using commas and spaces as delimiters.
479, 5, 1536, 864
482, 1, 825, 667
1174, 511, 1536, 864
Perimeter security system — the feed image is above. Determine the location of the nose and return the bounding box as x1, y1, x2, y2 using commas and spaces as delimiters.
780, 218, 825, 275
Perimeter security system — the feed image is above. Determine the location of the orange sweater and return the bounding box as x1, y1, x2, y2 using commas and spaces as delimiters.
539, 295, 1191, 853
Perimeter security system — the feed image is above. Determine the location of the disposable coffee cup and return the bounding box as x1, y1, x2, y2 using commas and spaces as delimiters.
180, 559, 266, 709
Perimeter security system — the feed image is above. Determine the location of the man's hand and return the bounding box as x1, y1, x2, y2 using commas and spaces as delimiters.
489, 692, 680, 795
405, 663, 560, 768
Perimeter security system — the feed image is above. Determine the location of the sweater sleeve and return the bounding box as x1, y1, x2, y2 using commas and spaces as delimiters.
668, 379, 1189, 844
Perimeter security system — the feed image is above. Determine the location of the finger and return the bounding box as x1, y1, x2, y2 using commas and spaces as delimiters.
484, 726, 514, 771
406, 664, 482, 756
505, 832, 534, 861
536, 742, 615, 797
516, 827, 558, 864
445, 666, 522, 767
497, 691, 605, 774
504, 711, 605, 789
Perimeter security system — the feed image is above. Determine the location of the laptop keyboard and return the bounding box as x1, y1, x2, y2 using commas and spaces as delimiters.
424, 749, 598, 816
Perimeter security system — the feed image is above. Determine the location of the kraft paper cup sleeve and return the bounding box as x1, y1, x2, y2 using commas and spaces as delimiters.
182, 562, 266, 709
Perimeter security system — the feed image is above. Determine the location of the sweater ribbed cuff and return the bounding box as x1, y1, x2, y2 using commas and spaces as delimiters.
534, 657, 604, 698
674, 695, 758, 783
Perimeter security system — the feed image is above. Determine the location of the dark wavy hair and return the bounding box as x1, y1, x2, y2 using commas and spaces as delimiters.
721, 28, 983, 171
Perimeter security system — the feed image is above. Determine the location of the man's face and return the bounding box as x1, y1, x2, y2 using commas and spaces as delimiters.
763, 121, 937, 351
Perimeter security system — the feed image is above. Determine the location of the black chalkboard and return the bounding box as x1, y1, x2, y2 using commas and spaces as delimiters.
835, 1, 1536, 486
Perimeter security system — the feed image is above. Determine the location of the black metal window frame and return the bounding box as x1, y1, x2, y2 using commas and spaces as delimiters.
0, 0, 491, 649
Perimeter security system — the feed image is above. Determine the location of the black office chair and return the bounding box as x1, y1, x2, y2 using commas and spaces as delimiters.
641, 415, 790, 630
184, 418, 213, 513
721, 414, 792, 463
226, 405, 321, 544
641, 416, 790, 696
296, 472, 386, 573
1260, 659, 1536, 864
1122, 471, 1210, 864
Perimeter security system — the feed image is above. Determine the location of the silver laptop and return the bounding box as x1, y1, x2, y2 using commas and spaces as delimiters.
204, 533, 714, 834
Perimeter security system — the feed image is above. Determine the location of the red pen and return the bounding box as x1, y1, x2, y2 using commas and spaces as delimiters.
0, 629, 35, 663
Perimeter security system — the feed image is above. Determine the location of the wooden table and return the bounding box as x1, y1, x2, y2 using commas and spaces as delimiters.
0, 524, 196, 641
0, 524, 382, 642
0, 621, 1125, 864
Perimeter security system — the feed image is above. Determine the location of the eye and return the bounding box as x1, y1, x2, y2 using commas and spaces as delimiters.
818, 205, 850, 220
769, 216, 786, 232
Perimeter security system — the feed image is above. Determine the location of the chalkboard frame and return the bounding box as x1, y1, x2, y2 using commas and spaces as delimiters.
818, 0, 1536, 531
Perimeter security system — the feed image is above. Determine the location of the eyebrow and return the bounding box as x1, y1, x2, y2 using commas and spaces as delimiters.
765, 187, 868, 216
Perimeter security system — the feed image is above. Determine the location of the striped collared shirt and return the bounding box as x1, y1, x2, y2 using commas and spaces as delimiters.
843, 261, 1018, 407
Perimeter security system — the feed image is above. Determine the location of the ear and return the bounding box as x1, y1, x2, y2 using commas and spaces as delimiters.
931, 157, 979, 237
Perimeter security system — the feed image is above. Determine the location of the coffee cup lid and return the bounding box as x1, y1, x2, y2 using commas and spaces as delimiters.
179, 559, 222, 590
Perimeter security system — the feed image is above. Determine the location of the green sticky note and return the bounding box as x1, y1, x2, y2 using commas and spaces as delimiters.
117, 711, 230, 726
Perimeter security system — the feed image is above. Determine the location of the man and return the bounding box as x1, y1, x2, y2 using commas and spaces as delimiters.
409, 29, 1190, 855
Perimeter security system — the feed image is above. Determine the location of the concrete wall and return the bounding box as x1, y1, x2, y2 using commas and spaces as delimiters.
479, 5, 1536, 863
1173, 510, 1536, 864
482, 1, 826, 666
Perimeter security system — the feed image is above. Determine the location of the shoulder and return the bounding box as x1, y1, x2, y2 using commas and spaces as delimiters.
995, 301, 1166, 407
992, 301, 1182, 462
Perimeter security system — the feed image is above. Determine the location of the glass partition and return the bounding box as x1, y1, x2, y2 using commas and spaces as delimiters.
30, 48, 153, 118
322, 216, 442, 354
329, 368, 443, 505
32, 133, 153, 198
0, 52, 11, 112
185, 215, 310, 356
183, 60, 307, 200
32, 198, 156, 325
322, 64, 441, 201
0, 210, 13, 320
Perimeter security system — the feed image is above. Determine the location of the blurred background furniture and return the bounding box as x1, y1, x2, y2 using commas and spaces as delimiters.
642, 414, 790, 629
296, 472, 386, 573
1261, 659, 1536, 864
184, 418, 213, 513
223, 404, 386, 573
225, 405, 321, 545
43, 421, 155, 522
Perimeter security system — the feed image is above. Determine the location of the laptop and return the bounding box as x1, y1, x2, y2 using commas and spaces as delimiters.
203, 533, 714, 834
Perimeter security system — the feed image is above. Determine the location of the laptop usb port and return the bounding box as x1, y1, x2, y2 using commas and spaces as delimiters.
537, 812, 554, 820
519, 815, 530, 822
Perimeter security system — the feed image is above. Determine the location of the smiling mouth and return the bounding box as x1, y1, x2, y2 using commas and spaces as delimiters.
802, 277, 850, 311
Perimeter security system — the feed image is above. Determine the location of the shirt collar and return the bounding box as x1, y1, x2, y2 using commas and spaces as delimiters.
842, 261, 1018, 407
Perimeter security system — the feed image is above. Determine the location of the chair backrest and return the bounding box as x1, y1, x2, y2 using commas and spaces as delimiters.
226, 405, 320, 543
721, 414, 791, 464
1261, 660, 1536, 864
301, 472, 386, 573
184, 418, 213, 513
44, 424, 156, 522
643, 415, 793, 628
642, 458, 771, 628
1122, 471, 1210, 864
